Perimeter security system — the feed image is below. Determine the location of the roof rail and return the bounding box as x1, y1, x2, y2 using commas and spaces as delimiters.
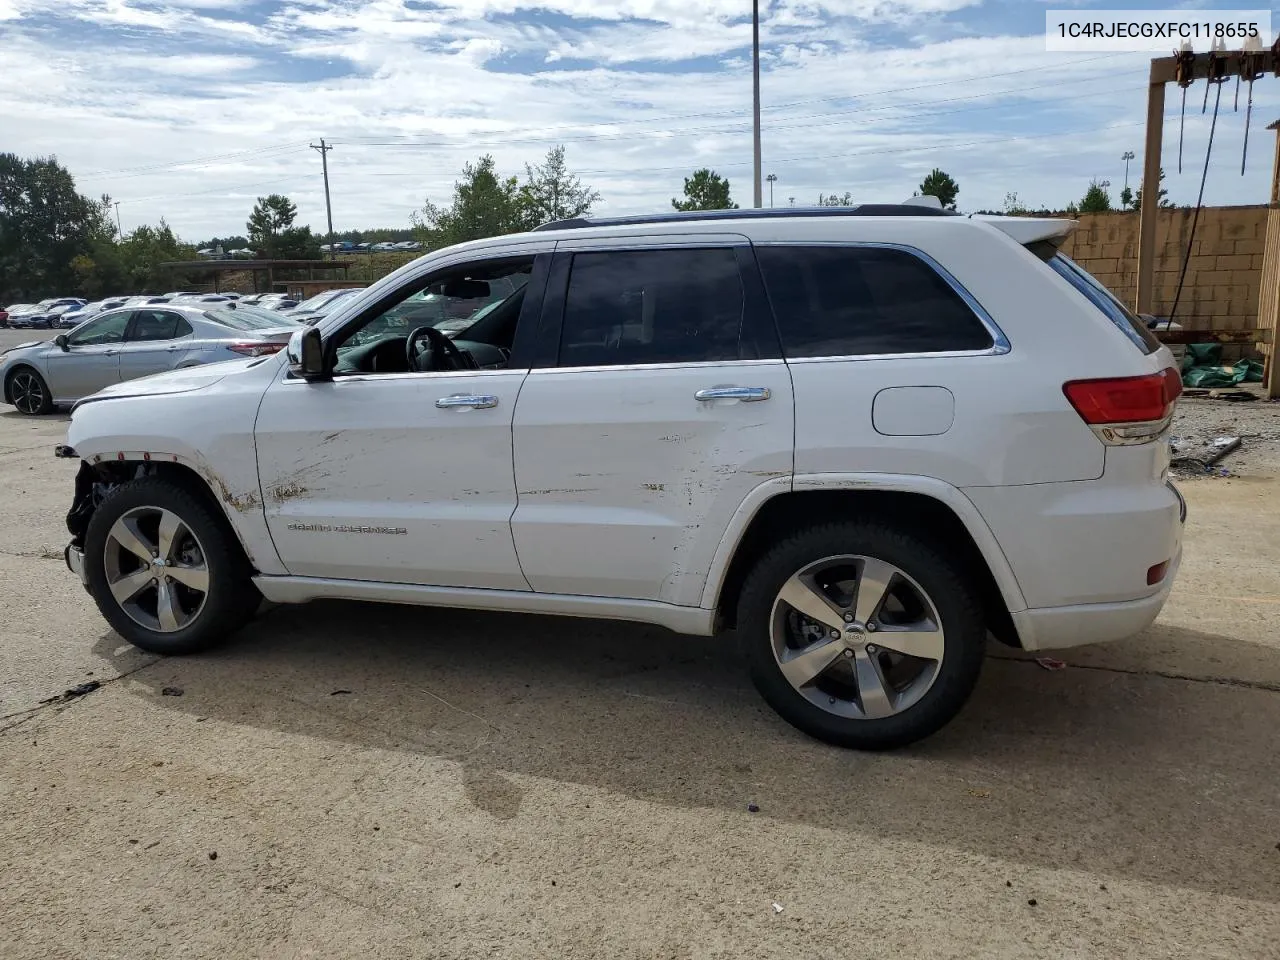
531, 204, 958, 232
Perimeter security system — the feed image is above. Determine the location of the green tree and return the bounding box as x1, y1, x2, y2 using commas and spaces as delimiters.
672, 169, 738, 211
0, 153, 114, 301
413, 155, 522, 245
1119, 186, 1134, 210
247, 194, 300, 255
1078, 180, 1113, 214
1134, 168, 1172, 209
1002, 191, 1028, 215
117, 220, 196, 291
918, 168, 959, 210
817, 191, 855, 206
516, 145, 601, 228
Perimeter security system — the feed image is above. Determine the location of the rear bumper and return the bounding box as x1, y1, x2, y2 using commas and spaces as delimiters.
1012, 544, 1181, 651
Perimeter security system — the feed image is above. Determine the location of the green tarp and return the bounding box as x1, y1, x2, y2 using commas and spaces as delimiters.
1180, 344, 1264, 389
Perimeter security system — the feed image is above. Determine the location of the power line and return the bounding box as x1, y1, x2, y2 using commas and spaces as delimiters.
84, 142, 312, 181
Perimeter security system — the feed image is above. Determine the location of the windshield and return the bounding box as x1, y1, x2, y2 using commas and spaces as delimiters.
204, 306, 300, 331
295, 289, 356, 312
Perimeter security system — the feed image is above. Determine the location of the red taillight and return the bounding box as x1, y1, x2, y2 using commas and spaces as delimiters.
1147, 560, 1170, 585
1063, 369, 1181, 425
227, 342, 286, 357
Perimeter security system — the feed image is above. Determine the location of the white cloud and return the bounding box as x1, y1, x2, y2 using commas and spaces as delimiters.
117, 53, 263, 75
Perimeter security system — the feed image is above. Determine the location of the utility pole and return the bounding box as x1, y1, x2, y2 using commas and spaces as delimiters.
310, 139, 335, 259
113, 201, 122, 238
751, 0, 762, 209
766, 173, 777, 208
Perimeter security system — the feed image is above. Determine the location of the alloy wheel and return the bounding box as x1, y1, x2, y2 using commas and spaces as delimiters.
771, 555, 946, 720
10, 372, 45, 415
102, 506, 210, 633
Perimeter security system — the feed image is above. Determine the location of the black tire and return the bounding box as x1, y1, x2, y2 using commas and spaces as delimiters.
84, 477, 260, 655
738, 521, 986, 750
6, 366, 53, 415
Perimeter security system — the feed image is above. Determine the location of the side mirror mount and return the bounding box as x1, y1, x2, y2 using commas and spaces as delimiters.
286, 326, 326, 380
54, 335, 69, 352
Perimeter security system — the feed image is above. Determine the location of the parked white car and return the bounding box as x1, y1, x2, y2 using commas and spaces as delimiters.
60, 206, 1184, 749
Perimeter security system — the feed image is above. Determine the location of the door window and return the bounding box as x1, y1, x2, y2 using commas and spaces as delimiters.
331, 256, 535, 375
128, 310, 192, 342
66, 311, 131, 346
756, 245, 995, 358
557, 248, 746, 367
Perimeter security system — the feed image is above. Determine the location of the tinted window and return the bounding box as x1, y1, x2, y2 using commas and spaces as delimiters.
559, 249, 746, 367
756, 245, 994, 358
204, 307, 296, 331
1048, 254, 1160, 355
129, 310, 191, 342
67, 311, 131, 346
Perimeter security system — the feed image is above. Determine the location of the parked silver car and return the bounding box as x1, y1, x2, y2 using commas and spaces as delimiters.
0, 303, 303, 415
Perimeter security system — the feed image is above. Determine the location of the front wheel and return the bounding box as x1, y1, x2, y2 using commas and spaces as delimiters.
7, 367, 53, 415
738, 522, 986, 750
84, 477, 261, 655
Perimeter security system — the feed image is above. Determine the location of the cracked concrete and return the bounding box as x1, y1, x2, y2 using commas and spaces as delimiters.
1, 377, 1279, 958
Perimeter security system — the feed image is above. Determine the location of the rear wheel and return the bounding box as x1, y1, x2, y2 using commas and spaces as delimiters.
7, 367, 52, 415
738, 522, 986, 750
84, 478, 260, 655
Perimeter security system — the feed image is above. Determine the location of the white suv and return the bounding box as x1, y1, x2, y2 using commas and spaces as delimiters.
60, 206, 1184, 749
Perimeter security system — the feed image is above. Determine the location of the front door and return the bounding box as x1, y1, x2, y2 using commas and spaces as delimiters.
45, 309, 129, 401
510, 241, 795, 607
254, 251, 548, 589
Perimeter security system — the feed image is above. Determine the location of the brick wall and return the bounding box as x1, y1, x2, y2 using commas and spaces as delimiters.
1058, 205, 1268, 331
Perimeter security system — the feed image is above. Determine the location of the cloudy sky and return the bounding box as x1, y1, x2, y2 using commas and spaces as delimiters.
2, 0, 1276, 241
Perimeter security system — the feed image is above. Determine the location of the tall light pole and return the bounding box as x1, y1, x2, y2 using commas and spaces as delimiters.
766, 173, 777, 208
113, 201, 122, 237
751, 0, 762, 209
1122, 150, 1135, 191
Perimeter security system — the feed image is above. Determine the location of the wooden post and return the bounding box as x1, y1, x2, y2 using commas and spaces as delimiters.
1135, 71, 1165, 315
1259, 121, 1280, 400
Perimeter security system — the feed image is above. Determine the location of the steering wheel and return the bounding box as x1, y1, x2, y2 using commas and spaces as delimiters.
406, 325, 473, 372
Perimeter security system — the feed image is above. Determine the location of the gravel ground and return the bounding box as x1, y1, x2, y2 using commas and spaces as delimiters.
1, 338, 1279, 957
1171, 392, 1280, 480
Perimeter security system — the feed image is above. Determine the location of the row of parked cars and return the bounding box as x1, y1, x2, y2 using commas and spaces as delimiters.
2, 288, 368, 331
320, 240, 422, 254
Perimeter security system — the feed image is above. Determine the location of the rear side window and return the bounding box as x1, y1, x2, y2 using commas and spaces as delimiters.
756, 245, 995, 358
1047, 254, 1160, 355
558, 248, 746, 367
129, 310, 192, 342
204, 307, 293, 331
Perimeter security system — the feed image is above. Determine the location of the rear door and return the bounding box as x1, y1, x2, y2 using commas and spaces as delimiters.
510, 236, 794, 607
119, 309, 195, 381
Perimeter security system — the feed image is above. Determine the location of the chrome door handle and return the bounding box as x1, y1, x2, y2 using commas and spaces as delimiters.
695, 386, 771, 402
436, 394, 499, 409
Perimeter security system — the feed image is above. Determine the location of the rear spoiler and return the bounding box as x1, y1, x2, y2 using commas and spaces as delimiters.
969, 215, 1077, 254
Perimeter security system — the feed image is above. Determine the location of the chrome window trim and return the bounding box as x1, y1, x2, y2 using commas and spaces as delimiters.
532, 358, 788, 376
280, 366, 530, 385
753, 241, 1011, 359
